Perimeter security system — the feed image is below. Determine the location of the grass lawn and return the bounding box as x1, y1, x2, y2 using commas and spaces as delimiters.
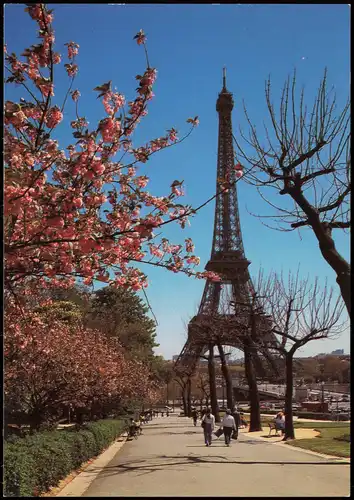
259, 416, 350, 457
288, 426, 350, 458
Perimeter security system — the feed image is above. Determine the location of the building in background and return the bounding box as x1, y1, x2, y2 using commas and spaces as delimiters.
331, 349, 345, 355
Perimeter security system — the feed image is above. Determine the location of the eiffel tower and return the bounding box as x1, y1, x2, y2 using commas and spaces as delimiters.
174, 70, 279, 381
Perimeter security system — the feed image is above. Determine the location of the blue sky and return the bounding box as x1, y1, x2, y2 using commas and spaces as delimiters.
5, 4, 350, 359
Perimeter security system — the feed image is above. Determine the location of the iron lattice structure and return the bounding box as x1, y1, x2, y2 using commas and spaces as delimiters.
174, 71, 279, 378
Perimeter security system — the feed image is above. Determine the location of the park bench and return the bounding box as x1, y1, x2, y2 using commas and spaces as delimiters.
268, 422, 281, 436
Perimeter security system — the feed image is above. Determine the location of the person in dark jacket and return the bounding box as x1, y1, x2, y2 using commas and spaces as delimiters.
231, 406, 241, 439
191, 408, 198, 426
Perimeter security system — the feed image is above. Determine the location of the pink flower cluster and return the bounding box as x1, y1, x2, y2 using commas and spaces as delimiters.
103, 91, 125, 115
100, 117, 121, 143
45, 106, 63, 128
185, 238, 194, 253
196, 271, 222, 282
167, 128, 178, 142
71, 117, 88, 129
52, 52, 61, 64
37, 80, 54, 97
4, 4, 213, 295
186, 255, 200, 265
65, 41, 79, 59
64, 63, 78, 77
234, 163, 243, 178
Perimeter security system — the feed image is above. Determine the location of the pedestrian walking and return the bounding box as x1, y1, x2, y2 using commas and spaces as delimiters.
201, 407, 215, 446
222, 409, 236, 446
191, 407, 198, 426
231, 406, 241, 440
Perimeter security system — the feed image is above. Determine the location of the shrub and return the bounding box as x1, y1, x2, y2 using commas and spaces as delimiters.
86, 418, 127, 454
4, 418, 127, 497
4, 443, 37, 497
76, 429, 98, 460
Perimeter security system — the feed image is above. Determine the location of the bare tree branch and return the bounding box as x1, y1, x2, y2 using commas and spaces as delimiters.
233, 70, 350, 315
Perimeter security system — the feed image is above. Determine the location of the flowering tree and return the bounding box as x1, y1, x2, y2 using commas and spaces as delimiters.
5, 3, 223, 297
4, 298, 159, 429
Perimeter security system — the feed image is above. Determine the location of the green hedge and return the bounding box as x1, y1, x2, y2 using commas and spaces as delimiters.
4, 418, 128, 497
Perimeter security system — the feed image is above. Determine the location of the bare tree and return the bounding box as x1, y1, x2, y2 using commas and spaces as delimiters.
234, 70, 350, 316
216, 343, 234, 411
196, 371, 210, 408
231, 293, 265, 432
174, 374, 192, 417
256, 269, 346, 440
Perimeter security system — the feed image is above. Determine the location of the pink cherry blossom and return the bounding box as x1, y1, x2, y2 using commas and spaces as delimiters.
52, 52, 61, 64
45, 106, 63, 128
64, 63, 78, 77
65, 41, 79, 59
4, 3, 216, 297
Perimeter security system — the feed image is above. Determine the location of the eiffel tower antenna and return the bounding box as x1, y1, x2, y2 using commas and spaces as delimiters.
223, 67, 227, 90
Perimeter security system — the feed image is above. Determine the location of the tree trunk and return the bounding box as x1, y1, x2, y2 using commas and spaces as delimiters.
29, 408, 43, 432
208, 344, 220, 422
181, 390, 188, 416
217, 343, 234, 410
186, 377, 192, 417
284, 353, 295, 440
244, 339, 262, 432
336, 271, 351, 317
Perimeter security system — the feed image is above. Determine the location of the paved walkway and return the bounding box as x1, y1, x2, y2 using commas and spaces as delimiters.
78, 416, 349, 497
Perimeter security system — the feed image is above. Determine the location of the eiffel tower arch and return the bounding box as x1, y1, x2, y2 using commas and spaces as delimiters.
174, 70, 280, 424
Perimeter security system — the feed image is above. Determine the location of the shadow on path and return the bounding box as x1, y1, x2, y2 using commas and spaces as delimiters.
81, 453, 348, 480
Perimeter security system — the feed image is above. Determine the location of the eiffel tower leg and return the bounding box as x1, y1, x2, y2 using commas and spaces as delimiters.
217, 343, 234, 410
208, 344, 220, 423
244, 339, 262, 432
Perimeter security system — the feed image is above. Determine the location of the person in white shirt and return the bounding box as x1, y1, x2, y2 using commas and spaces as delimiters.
222, 409, 236, 446
201, 407, 215, 446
